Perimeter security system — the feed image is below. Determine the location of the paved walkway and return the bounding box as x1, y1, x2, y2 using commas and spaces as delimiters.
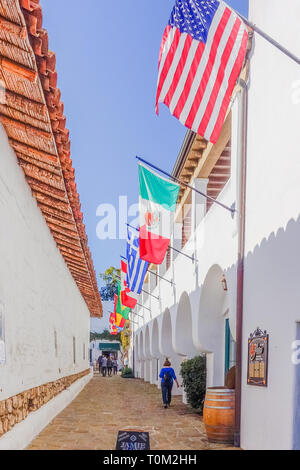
27, 374, 231, 450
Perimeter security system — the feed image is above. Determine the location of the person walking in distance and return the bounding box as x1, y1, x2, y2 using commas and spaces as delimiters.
113, 358, 118, 375
107, 356, 113, 377
159, 358, 179, 409
101, 355, 107, 377
97, 354, 103, 375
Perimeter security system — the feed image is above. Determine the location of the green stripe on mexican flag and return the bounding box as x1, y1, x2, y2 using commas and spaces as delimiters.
139, 162, 180, 265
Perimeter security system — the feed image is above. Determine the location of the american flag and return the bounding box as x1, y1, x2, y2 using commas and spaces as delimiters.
156, 0, 248, 144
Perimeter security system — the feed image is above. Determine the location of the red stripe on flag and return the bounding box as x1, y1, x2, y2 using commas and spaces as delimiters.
139, 225, 170, 265
158, 25, 172, 71
156, 28, 181, 113
163, 34, 193, 108
173, 41, 205, 119
197, 17, 242, 137
184, 8, 232, 129
210, 29, 248, 144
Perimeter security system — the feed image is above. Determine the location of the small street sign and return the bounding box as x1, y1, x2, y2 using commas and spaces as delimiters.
116, 431, 150, 451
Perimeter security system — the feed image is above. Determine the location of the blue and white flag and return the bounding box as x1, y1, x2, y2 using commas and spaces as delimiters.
127, 227, 149, 294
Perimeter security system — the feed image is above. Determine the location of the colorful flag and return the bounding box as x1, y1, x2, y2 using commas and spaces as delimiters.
139, 163, 180, 265
156, 0, 248, 144
109, 313, 119, 334
116, 281, 131, 320
121, 260, 138, 309
112, 294, 126, 328
127, 227, 149, 294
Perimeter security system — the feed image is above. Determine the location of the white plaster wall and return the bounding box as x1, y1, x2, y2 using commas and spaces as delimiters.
240, 0, 300, 450
0, 124, 91, 401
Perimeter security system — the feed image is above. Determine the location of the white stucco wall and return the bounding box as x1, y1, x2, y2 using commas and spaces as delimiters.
0, 124, 91, 402
130, 0, 300, 450
240, 0, 300, 451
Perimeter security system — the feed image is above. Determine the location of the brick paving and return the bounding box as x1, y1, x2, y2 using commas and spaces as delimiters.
27, 374, 232, 451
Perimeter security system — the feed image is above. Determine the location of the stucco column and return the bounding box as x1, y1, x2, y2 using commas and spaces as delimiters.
192, 178, 209, 229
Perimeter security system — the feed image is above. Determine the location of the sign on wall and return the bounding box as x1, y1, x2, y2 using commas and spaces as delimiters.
247, 327, 269, 387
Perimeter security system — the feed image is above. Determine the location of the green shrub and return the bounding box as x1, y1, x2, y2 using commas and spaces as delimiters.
180, 355, 207, 412
121, 367, 134, 378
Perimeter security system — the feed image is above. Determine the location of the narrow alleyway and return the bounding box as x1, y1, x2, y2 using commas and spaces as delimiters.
27, 374, 232, 450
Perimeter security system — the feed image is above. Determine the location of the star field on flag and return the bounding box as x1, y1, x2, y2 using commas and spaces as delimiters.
156, 0, 248, 144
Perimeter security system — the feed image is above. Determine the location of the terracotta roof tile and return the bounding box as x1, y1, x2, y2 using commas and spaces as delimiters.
0, 0, 102, 317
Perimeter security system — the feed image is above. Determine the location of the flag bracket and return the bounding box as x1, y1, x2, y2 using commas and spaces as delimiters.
136, 302, 151, 312
127, 224, 196, 263
136, 157, 236, 215
148, 270, 175, 286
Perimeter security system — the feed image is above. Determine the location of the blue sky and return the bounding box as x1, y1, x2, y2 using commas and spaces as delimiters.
41, 0, 249, 288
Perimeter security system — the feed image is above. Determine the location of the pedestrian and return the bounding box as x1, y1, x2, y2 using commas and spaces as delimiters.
159, 358, 179, 409
113, 358, 118, 375
101, 355, 107, 377
107, 356, 113, 377
97, 354, 103, 375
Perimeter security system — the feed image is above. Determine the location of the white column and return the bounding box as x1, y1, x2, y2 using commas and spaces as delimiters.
192, 178, 209, 230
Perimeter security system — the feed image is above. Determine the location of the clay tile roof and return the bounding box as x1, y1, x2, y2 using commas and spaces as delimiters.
0, 0, 102, 317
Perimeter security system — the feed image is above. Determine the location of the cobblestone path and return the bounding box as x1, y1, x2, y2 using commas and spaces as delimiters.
27, 375, 232, 450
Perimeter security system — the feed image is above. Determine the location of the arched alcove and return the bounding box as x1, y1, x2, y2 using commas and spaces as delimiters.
198, 264, 229, 386
175, 291, 198, 357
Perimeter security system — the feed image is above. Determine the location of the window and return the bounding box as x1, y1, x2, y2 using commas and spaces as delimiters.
73, 337, 76, 364
166, 246, 171, 271
54, 330, 58, 357
0, 304, 5, 366
225, 319, 236, 375
207, 139, 231, 212
182, 207, 192, 248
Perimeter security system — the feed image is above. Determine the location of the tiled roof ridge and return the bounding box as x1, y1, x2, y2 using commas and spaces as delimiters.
15, 0, 102, 316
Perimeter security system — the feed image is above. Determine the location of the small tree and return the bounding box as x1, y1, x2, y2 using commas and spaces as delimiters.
181, 355, 207, 412
90, 329, 121, 342
99, 266, 120, 301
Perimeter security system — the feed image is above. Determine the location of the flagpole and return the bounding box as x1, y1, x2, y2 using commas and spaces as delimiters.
136, 157, 235, 215
126, 224, 196, 262
136, 302, 151, 312
131, 311, 144, 319
235, 11, 300, 66
141, 288, 159, 300
148, 270, 175, 286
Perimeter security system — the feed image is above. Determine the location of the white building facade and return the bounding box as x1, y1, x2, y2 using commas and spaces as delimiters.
130, 0, 300, 450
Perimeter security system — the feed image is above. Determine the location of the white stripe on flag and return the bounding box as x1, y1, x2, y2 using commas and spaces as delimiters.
169, 38, 199, 114
191, 13, 237, 132
157, 27, 177, 89
177, 2, 227, 125
158, 33, 188, 104
204, 23, 247, 138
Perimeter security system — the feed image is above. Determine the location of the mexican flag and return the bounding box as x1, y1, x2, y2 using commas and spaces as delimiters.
116, 281, 131, 320
139, 162, 180, 264
121, 260, 138, 309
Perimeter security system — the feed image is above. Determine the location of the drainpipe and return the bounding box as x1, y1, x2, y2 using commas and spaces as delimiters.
234, 77, 248, 448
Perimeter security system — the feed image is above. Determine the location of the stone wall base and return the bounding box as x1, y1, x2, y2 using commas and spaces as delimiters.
0, 369, 91, 440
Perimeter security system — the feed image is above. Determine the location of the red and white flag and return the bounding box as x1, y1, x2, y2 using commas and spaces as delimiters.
156, 0, 248, 144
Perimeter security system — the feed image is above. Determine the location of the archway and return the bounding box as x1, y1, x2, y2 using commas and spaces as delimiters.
198, 264, 229, 386
175, 291, 198, 357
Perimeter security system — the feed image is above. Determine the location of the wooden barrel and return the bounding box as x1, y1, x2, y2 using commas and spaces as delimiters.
203, 387, 235, 444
